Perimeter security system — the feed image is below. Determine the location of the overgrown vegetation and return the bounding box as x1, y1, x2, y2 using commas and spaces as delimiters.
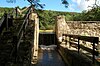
0, 6, 100, 29
36, 9, 78, 30
0, 7, 13, 18
73, 7, 100, 21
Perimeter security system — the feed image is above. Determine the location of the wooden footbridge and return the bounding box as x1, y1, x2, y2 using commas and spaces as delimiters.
0, 5, 100, 66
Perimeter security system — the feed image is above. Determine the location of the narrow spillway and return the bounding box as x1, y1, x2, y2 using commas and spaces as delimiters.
35, 45, 65, 66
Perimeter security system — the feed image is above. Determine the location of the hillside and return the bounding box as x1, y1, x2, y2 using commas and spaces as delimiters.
0, 7, 13, 17
36, 9, 79, 29
0, 7, 79, 29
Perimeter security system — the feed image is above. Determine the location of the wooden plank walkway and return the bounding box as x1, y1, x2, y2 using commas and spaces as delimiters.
35, 46, 65, 66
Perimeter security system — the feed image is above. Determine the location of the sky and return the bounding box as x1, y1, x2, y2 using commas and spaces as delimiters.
0, 0, 100, 13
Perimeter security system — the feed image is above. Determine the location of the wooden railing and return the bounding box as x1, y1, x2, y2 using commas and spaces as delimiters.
17, 9, 31, 48
0, 15, 5, 34
0, 13, 13, 35
0, 8, 15, 35
13, 6, 31, 51
0, 7, 32, 64
12, 6, 39, 64
62, 34, 99, 63
12, 6, 32, 63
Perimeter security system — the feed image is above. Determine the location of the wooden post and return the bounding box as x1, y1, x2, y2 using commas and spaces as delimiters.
93, 42, 95, 64
69, 37, 71, 48
10, 15, 13, 26
66, 36, 69, 48
8, 15, 13, 27
67, 36, 71, 48
78, 37, 80, 53
97, 43, 100, 55
4, 13, 8, 30
15, 7, 18, 18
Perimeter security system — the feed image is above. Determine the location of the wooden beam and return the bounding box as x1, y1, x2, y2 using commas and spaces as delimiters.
63, 34, 99, 44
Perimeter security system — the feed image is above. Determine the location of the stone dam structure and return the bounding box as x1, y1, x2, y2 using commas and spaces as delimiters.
55, 15, 100, 51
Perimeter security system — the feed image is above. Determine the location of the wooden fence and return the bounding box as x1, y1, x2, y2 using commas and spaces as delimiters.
0, 13, 13, 35
12, 6, 31, 63
63, 34, 99, 63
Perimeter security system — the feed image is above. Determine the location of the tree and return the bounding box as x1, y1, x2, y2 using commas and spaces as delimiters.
6, 0, 69, 8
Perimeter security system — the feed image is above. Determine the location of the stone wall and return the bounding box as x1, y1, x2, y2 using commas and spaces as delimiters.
55, 15, 100, 41
55, 15, 67, 40
66, 21, 100, 38
55, 15, 100, 52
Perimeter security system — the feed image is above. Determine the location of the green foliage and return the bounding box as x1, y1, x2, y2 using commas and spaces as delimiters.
73, 6, 100, 21
61, 0, 69, 8
0, 7, 78, 29
2, 6, 100, 30
0, 7, 13, 19
4, 6, 100, 29
36, 9, 77, 29
0, 7, 13, 15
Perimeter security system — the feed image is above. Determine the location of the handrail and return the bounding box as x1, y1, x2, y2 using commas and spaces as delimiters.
63, 34, 99, 63
0, 15, 5, 27
0, 13, 9, 34
0, 15, 5, 34
18, 11, 30, 48
13, 7, 35, 62
12, 6, 32, 63
63, 34, 99, 44
0, 8, 15, 35
17, 10, 30, 36
16, 5, 32, 37
14, 5, 32, 50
